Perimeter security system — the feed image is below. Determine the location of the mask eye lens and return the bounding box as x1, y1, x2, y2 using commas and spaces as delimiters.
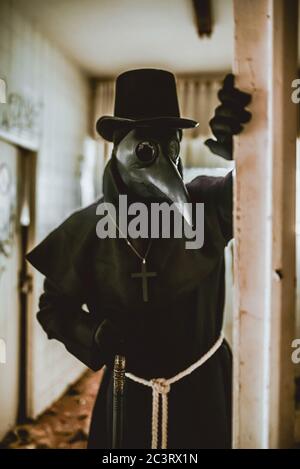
136, 141, 158, 164
168, 140, 180, 163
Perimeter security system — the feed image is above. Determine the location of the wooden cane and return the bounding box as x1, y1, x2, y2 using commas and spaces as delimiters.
112, 354, 126, 449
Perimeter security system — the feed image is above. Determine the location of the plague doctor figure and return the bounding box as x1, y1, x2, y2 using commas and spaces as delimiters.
26, 69, 251, 449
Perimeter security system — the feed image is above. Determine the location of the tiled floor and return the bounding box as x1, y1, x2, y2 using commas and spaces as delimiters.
0, 369, 103, 449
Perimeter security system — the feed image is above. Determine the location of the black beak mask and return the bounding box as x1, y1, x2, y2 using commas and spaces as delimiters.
109, 127, 193, 227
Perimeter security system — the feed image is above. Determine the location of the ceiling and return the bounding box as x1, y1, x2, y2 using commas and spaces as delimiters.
15, 0, 234, 78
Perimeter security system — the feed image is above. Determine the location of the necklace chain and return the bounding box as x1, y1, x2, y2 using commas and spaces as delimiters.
104, 201, 152, 263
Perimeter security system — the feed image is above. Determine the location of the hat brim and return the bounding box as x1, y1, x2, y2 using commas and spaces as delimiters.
96, 115, 199, 142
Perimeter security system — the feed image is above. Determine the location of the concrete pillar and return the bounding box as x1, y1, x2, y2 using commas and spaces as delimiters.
233, 0, 298, 448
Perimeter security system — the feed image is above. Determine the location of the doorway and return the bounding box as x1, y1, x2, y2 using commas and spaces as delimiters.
0, 138, 35, 438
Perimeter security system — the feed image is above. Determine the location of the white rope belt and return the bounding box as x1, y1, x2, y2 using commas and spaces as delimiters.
125, 332, 224, 449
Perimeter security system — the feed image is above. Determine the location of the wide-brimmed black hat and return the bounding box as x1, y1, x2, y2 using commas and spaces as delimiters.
96, 68, 198, 142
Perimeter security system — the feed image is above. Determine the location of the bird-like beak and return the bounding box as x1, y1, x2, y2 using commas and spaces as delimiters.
139, 153, 193, 228
112, 128, 194, 228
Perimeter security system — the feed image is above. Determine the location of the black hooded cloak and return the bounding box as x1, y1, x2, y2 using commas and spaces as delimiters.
26, 160, 233, 449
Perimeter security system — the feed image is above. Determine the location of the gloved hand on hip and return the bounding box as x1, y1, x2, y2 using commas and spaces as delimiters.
94, 313, 135, 367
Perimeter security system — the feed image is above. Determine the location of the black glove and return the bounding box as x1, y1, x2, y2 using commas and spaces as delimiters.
94, 318, 127, 363
94, 308, 137, 367
37, 277, 134, 370
205, 74, 252, 160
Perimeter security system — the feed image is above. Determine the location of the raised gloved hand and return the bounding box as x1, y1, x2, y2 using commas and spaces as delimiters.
204, 74, 252, 160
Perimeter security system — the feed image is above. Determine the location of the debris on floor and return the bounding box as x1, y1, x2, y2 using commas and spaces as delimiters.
0, 369, 104, 449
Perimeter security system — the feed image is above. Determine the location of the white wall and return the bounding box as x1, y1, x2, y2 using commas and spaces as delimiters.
0, 0, 90, 418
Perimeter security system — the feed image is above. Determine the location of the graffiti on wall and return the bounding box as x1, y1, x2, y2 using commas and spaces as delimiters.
0, 92, 42, 142
0, 163, 16, 280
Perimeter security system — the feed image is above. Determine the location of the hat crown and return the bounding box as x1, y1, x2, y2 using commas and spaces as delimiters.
114, 69, 181, 120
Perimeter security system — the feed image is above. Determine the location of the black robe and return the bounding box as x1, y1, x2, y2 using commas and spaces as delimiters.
26, 160, 233, 449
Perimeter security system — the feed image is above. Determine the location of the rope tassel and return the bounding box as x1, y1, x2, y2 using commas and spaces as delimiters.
150, 378, 170, 449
